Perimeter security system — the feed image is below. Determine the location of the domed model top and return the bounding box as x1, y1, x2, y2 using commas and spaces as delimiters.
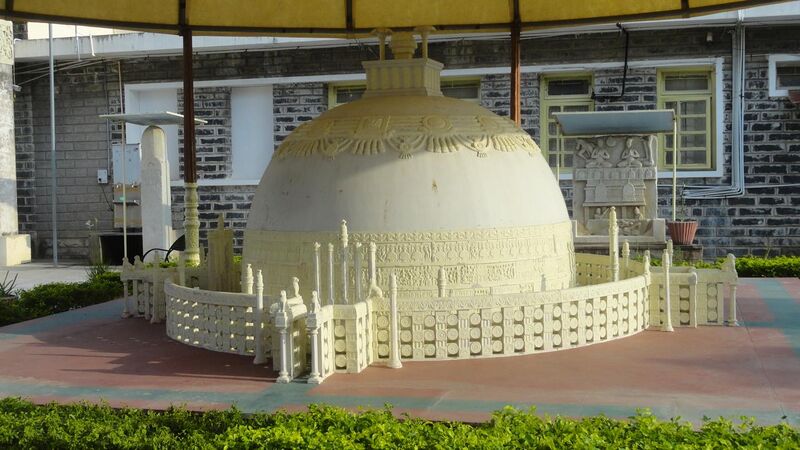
247, 93, 568, 232
245, 32, 575, 297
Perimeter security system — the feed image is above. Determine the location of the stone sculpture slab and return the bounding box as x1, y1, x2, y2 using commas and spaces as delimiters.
571, 134, 666, 245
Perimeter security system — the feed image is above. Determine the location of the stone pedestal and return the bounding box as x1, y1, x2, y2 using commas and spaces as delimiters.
0, 20, 31, 266
139, 126, 174, 262
0, 234, 31, 266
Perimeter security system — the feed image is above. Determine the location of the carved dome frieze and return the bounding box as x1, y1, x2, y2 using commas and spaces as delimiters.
275, 112, 540, 160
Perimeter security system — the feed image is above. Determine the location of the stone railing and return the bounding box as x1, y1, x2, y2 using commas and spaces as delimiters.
272, 287, 308, 383
120, 258, 179, 323
164, 279, 261, 356
649, 253, 738, 328
370, 267, 651, 362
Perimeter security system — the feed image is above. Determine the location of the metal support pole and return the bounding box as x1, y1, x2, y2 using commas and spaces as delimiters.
182, 29, 200, 265
672, 117, 678, 221
48, 24, 58, 267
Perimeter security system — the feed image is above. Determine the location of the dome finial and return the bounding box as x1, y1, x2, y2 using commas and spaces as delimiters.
389, 32, 417, 60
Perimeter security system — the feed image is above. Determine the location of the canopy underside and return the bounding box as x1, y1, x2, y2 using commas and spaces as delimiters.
0, 0, 787, 36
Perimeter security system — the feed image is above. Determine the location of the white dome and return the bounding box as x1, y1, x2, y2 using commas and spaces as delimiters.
247, 95, 569, 233
244, 93, 575, 298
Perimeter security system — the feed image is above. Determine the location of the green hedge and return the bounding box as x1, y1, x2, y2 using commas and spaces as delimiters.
643, 255, 800, 278
0, 271, 123, 327
735, 256, 800, 278
0, 399, 797, 449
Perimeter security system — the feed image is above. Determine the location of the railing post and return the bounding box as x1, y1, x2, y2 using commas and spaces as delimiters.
313, 242, 321, 299
666, 238, 674, 261
340, 220, 349, 305
253, 269, 266, 364
725, 254, 739, 326
354, 241, 363, 303
327, 243, 335, 305
388, 274, 402, 369
609, 206, 619, 282
178, 254, 186, 286
121, 257, 132, 318
688, 269, 698, 328
276, 290, 291, 383
242, 263, 253, 294
662, 251, 674, 332
368, 241, 382, 297
621, 240, 630, 278
438, 267, 447, 298
307, 291, 322, 384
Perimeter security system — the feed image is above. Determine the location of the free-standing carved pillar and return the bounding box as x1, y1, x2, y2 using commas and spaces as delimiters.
183, 182, 200, 265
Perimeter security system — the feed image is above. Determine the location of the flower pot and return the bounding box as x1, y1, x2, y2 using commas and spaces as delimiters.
667, 220, 698, 245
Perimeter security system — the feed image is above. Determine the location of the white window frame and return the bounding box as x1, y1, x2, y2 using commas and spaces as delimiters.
125, 57, 723, 186
768, 54, 800, 97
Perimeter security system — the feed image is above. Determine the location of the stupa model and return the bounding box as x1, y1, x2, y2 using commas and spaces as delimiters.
244, 31, 575, 300
122, 30, 739, 386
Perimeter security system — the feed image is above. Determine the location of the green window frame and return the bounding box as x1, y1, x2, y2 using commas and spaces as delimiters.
328, 77, 481, 109
657, 68, 715, 170
539, 74, 594, 171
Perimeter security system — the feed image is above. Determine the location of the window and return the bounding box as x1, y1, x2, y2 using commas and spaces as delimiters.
776, 61, 800, 90
657, 69, 714, 170
539, 74, 594, 170
328, 77, 480, 108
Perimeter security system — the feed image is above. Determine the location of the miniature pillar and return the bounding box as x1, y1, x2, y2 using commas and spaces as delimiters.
276, 290, 291, 383
688, 269, 698, 328
643, 250, 651, 281
726, 254, 739, 326
388, 274, 402, 369
609, 207, 619, 282
140, 126, 173, 262
313, 242, 322, 298
253, 270, 267, 364
121, 257, 132, 318
177, 255, 186, 286
621, 240, 630, 279
437, 267, 447, 298
307, 291, 322, 384
327, 243, 335, 305
666, 239, 674, 260
0, 20, 31, 266
354, 242, 363, 303
368, 241, 381, 297
662, 251, 674, 332
242, 263, 253, 294
340, 220, 349, 304
183, 183, 201, 265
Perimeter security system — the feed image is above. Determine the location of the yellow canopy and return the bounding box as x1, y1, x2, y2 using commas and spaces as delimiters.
0, 0, 786, 36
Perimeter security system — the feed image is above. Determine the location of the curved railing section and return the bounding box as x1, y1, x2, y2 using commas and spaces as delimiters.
164, 280, 260, 356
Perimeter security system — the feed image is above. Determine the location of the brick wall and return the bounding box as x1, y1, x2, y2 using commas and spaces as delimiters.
178, 87, 232, 179
13, 25, 800, 260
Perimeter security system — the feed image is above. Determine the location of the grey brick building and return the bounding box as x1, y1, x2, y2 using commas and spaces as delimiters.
9, 7, 800, 261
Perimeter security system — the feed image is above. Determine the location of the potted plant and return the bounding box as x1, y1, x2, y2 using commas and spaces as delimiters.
666, 185, 698, 245
0, 271, 19, 303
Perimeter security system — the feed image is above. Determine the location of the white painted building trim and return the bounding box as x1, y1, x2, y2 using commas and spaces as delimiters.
768, 53, 800, 97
